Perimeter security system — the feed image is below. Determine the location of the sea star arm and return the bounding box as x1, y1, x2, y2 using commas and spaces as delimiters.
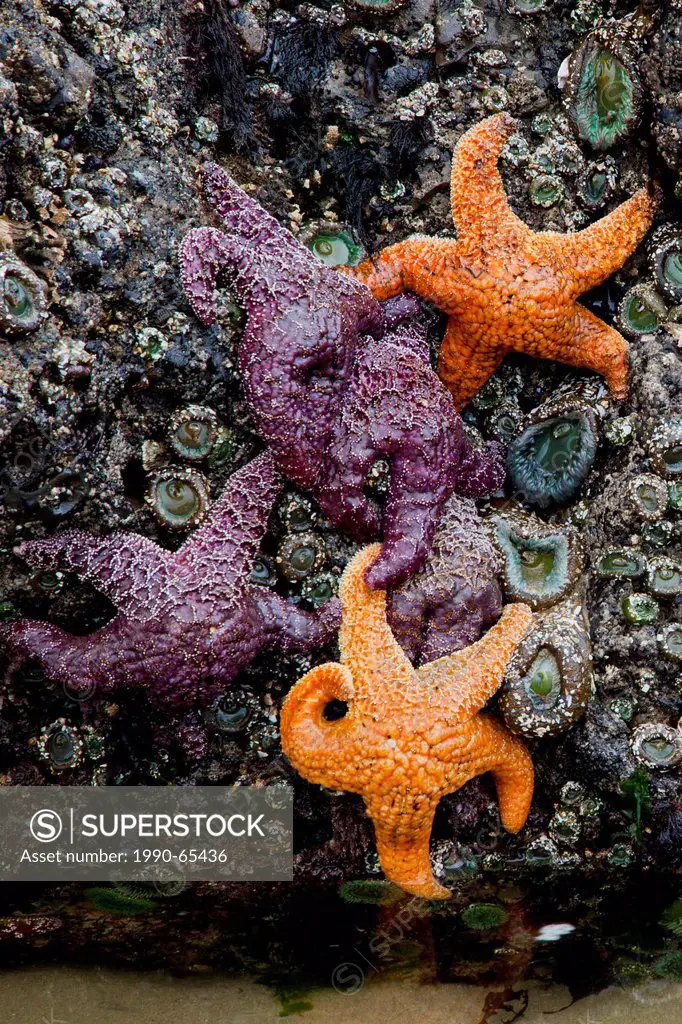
416, 602, 533, 715
437, 317, 509, 411
14, 532, 170, 616
456, 436, 506, 497
253, 589, 341, 653
470, 715, 534, 833
366, 462, 449, 591
338, 544, 414, 690
200, 162, 310, 259
179, 226, 258, 326
340, 238, 428, 302
1, 617, 130, 694
369, 798, 450, 899
563, 304, 630, 401
546, 183, 660, 297
174, 451, 280, 585
280, 662, 356, 784
449, 113, 530, 249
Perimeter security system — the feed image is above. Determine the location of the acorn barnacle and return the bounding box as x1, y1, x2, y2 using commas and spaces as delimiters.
507, 398, 600, 509
37, 719, 84, 772
628, 473, 669, 521
617, 284, 668, 338
147, 468, 209, 530
276, 531, 327, 582
646, 416, 682, 479
0, 255, 47, 336
563, 20, 644, 151
168, 405, 218, 461
300, 221, 362, 267
500, 594, 593, 738
631, 723, 682, 769
488, 507, 584, 611
649, 227, 682, 303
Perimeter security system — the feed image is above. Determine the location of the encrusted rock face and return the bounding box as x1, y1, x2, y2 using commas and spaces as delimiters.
1, 0, 682, 963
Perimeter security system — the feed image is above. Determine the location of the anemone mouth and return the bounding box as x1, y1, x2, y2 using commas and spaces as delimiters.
565, 35, 642, 151
147, 468, 210, 530
507, 410, 598, 509
646, 417, 682, 479
499, 607, 592, 738
493, 519, 578, 610
631, 723, 682, 769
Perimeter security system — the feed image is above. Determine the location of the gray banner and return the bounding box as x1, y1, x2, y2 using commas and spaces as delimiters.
0, 786, 293, 882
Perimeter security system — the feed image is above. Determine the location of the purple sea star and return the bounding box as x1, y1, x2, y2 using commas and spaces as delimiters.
179, 163, 504, 589
1, 452, 339, 731
388, 495, 503, 666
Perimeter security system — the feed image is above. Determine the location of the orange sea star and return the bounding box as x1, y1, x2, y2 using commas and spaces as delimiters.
280, 544, 534, 899
343, 113, 660, 409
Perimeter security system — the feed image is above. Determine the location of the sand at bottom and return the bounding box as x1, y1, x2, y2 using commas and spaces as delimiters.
1, 967, 682, 1024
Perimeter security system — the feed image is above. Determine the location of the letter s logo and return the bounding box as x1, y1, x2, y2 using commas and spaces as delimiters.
30, 809, 63, 843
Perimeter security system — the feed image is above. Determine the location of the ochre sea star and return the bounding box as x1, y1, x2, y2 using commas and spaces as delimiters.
280, 544, 534, 899
344, 113, 660, 409
2, 453, 338, 730
179, 163, 503, 588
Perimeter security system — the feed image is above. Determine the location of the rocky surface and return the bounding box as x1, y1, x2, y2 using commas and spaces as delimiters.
1, 0, 682, 980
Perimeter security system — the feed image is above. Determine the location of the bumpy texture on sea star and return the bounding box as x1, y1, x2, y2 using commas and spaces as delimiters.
281, 544, 534, 899
344, 113, 660, 409
179, 163, 504, 588
388, 495, 503, 665
2, 452, 338, 719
